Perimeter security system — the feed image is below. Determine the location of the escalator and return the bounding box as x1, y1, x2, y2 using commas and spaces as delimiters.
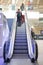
13, 23, 29, 59
3, 14, 38, 63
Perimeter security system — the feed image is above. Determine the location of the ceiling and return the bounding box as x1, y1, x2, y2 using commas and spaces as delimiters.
0, 0, 43, 34
15, 0, 43, 12
32, 0, 43, 12
0, 0, 12, 5
0, 0, 43, 12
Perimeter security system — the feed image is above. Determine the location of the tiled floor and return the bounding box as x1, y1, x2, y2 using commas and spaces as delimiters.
8, 59, 39, 65
0, 40, 43, 65
36, 40, 43, 65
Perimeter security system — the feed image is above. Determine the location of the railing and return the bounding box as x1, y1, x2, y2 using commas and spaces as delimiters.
34, 35, 43, 40
7, 16, 17, 59
25, 8, 34, 58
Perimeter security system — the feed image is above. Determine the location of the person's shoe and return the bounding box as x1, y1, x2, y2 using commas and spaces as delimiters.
31, 58, 35, 63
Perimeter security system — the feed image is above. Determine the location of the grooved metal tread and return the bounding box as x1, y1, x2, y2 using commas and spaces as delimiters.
14, 43, 27, 45
15, 40, 27, 43
14, 45, 28, 49
13, 23, 28, 59
13, 54, 28, 59
14, 49, 28, 54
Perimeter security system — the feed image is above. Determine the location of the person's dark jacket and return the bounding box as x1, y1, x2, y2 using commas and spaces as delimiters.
31, 31, 35, 38
17, 12, 22, 22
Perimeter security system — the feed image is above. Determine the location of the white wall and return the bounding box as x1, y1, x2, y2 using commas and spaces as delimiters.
27, 11, 43, 19
3, 10, 16, 19
39, 14, 43, 18
27, 11, 39, 19
2, 10, 43, 19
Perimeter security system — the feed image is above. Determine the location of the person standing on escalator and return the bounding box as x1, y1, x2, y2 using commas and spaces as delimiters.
16, 9, 22, 26
20, 3, 25, 11
31, 28, 35, 38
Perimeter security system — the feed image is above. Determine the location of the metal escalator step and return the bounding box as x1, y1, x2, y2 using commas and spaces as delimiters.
15, 39, 27, 43
15, 36, 27, 39
13, 54, 28, 59
15, 40, 27, 43
14, 42, 27, 46
14, 46, 28, 50
17, 26, 25, 28
16, 31, 26, 34
14, 48, 28, 50
16, 35, 27, 39
15, 37, 26, 40
17, 31, 26, 33
17, 29, 26, 31
16, 33, 26, 35
17, 26, 25, 30
16, 34, 26, 36
17, 30, 26, 32
14, 49, 28, 54
16, 32, 26, 35
16, 30, 26, 31
14, 43, 27, 46
14, 45, 28, 49
13, 23, 28, 57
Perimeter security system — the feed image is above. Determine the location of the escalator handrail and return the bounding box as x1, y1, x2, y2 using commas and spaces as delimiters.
7, 16, 17, 58
25, 8, 34, 58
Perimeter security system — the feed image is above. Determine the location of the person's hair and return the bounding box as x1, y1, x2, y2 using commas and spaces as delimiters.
18, 9, 20, 10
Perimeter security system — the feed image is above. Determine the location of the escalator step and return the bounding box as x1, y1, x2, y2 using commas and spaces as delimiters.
15, 39, 27, 43
16, 33, 26, 36
14, 42, 27, 45
14, 48, 28, 50
15, 36, 27, 39
17, 31, 26, 33
14, 49, 28, 54
16, 29, 26, 31
14, 45, 28, 49
17, 27, 25, 29
13, 23, 28, 58
13, 54, 28, 59
15, 41, 27, 43
15, 37, 26, 40
17, 30, 26, 32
